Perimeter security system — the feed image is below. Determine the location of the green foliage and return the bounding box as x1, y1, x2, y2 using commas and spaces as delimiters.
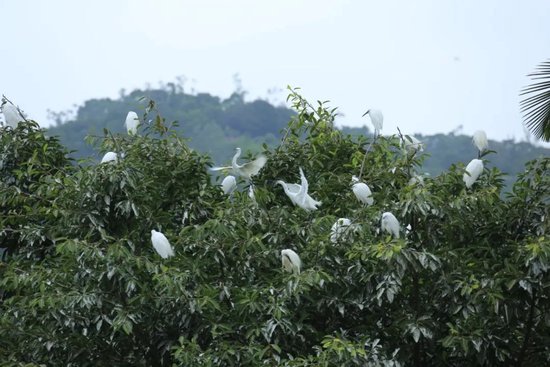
46, 88, 290, 164
1, 90, 549, 366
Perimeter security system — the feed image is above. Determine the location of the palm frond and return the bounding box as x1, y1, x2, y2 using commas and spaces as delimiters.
520, 60, 550, 141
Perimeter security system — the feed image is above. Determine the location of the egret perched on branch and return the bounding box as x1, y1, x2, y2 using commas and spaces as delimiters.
381, 212, 400, 238
330, 218, 354, 243
277, 167, 322, 211
362, 109, 383, 137
248, 184, 256, 202
2, 103, 25, 128
125, 111, 139, 135
210, 147, 267, 180
151, 229, 174, 259
351, 176, 374, 206
408, 174, 425, 186
463, 159, 484, 189
402, 135, 424, 153
472, 130, 488, 157
221, 175, 237, 195
100, 152, 118, 164
281, 249, 301, 274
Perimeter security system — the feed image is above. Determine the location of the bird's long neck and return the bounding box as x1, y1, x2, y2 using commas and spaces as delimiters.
232, 149, 241, 168
278, 181, 291, 196
298, 168, 308, 196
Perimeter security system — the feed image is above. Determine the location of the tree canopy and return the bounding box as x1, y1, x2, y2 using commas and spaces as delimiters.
45, 85, 549, 190
1, 90, 549, 366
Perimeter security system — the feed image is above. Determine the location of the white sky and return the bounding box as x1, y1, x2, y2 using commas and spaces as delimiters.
1, 0, 549, 144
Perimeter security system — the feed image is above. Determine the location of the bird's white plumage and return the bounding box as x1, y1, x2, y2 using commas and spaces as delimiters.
100, 152, 118, 163
151, 229, 174, 259
351, 175, 374, 206
403, 135, 424, 153
2, 104, 25, 127
248, 184, 256, 201
365, 109, 383, 136
125, 111, 139, 135
330, 218, 353, 243
281, 249, 301, 274
381, 212, 400, 238
472, 130, 488, 152
408, 174, 425, 186
221, 175, 237, 195
182, 210, 189, 225
277, 181, 301, 206
210, 148, 267, 180
463, 159, 484, 189
277, 167, 321, 211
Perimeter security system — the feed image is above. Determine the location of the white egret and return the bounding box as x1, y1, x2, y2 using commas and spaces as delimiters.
351, 175, 374, 206
402, 135, 424, 153
281, 249, 301, 274
330, 218, 352, 243
182, 210, 189, 225
210, 147, 267, 180
150, 230, 174, 259
125, 111, 139, 135
362, 109, 383, 137
2, 103, 25, 128
472, 130, 488, 156
248, 184, 256, 202
100, 152, 118, 164
277, 167, 322, 211
381, 212, 400, 238
408, 174, 425, 186
221, 175, 237, 195
463, 159, 484, 189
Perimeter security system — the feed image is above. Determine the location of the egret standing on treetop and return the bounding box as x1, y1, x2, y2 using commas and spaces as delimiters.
402, 135, 424, 153
221, 175, 237, 196
351, 176, 374, 206
151, 229, 174, 259
277, 167, 322, 211
362, 109, 383, 137
472, 130, 488, 157
100, 152, 118, 164
463, 159, 484, 189
2, 103, 25, 128
281, 249, 301, 274
125, 111, 139, 135
210, 147, 267, 180
408, 173, 425, 186
381, 212, 400, 238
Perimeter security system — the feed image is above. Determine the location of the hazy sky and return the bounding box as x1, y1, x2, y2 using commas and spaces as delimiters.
2, 0, 549, 144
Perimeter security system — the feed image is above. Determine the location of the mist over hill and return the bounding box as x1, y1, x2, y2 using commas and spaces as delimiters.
46, 86, 548, 187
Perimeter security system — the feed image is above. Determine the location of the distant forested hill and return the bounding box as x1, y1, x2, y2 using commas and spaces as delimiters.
46, 87, 292, 164
46, 87, 548, 187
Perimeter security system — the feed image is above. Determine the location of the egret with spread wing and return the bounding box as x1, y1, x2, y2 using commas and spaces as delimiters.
277, 167, 321, 211
210, 147, 267, 180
